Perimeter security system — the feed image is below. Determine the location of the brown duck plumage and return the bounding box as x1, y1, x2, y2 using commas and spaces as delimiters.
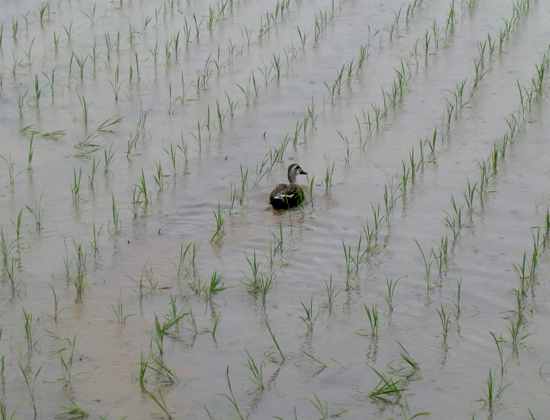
270, 164, 307, 209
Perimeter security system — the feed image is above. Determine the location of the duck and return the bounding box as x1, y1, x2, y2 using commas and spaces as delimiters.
270, 163, 308, 209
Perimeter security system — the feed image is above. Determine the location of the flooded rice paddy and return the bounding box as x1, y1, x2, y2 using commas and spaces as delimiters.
1, 0, 550, 418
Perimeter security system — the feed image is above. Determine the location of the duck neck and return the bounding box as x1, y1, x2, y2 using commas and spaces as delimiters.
288, 172, 298, 184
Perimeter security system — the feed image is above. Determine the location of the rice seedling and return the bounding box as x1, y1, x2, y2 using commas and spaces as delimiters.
47, 284, 65, 323
388, 341, 421, 380
369, 367, 405, 403
361, 303, 379, 337
489, 331, 507, 375
0, 399, 22, 420
77, 93, 89, 126
217, 367, 247, 420
110, 65, 122, 102
415, 240, 433, 291
0, 229, 15, 268
149, 353, 180, 386
476, 368, 512, 410
10, 208, 23, 246
145, 388, 174, 420
436, 305, 451, 342
23, 307, 36, 350
306, 394, 347, 419
71, 167, 83, 204
244, 349, 265, 392
382, 278, 399, 313
153, 160, 168, 191
265, 321, 285, 364
299, 297, 318, 335
210, 203, 226, 244
87, 157, 100, 191
183, 309, 199, 336
19, 363, 42, 419
5, 258, 20, 298
151, 310, 186, 355
112, 289, 133, 324
56, 391, 90, 420
73, 241, 87, 303
323, 276, 340, 313
60, 335, 76, 386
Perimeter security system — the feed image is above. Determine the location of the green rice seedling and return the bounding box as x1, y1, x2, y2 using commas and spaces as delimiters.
26, 192, 44, 232
323, 276, 340, 313
5, 259, 19, 298
210, 203, 226, 244
0, 228, 15, 268
437, 305, 451, 341
10, 208, 24, 246
265, 321, 285, 364
415, 240, 433, 291
530, 227, 542, 281
271, 222, 284, 255
177, 134, 189, 165
183, 309, 199, 336
71, 167, 83, 204
207, 271, 228, 299
17, 89, 28, 117
363, 303, 379, 337
369, 367, 405, 403
445, 195, 463, 242
73, 241, 87, 302
56, 391, 90, 420
337, 131, 352, 164
72, 52, 88, 79
151, 311, 184, 355
476, 369, 512, 409
11, 17, 18, 39
134, 170, 150, 205
238, 165, 249, 205
225, 92, 238, 117
489, 331, 507, 375
388, 341, 421, 380
153, 160, 167, 191
126, 131, 139, 158
19, 363, 42, 418
462, 180, 477, 214
244, 349, 265, 392
138, 351, 150, 387
512, 252, 529, 296
163, 144, 178, 175
382, 278, 399, 313
299, 297, 318, 335
112, 289, 133, 324
342, 241, 355, 289
0, 399, 22, 420
306, 394, 347, 419
149, 353, 180, 385
371, 203, 385, 238
110, 65, 122, 102
48, 284, 65, 323
145, 388, 174, 420
32, 74, 42, 108
449, 277, 464, 317
63, 20, 74, 43
60, 335, 76, 386
77, 93, 89, 126
190, 120, 203, 153
217, 367, 247, 420
192, 13, 203, 39
324, 159, 335, 194
297, 26, 309, 50
87, 157, 100, 191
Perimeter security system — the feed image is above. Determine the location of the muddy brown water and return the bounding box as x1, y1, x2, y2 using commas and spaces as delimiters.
1, 0, 550, 418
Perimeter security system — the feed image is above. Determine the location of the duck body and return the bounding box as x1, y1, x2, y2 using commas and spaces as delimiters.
270, 164, 307, 209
